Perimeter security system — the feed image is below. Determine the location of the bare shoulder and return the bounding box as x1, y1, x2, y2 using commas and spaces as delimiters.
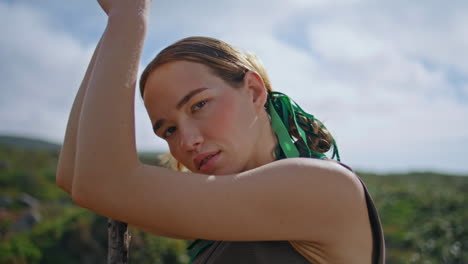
277, 159, 373, 262
256, 157, 360, 185
201, 157, 369, 243
243, 157, 366, 212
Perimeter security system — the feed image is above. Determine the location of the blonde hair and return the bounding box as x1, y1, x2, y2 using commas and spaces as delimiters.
139, 36, 333, 170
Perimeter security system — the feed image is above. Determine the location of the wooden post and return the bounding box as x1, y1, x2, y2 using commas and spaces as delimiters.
107, 219, 131, 264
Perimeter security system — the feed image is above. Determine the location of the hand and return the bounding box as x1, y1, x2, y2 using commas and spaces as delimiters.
97, 0, 151, 17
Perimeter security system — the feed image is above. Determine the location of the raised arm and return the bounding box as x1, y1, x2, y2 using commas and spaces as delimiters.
56, 37, 102, 194
72, 0, 148, 179
57, 1, 149, 194
57, 0, 191, 239
67, 0, 369, 247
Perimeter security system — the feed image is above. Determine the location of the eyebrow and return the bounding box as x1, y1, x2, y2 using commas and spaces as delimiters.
176, 87, 209, 110
153, 87, 209, 134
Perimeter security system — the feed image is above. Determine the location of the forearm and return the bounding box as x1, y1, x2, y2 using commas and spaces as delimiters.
73, 11, 148, 195
56, 37, 103, 194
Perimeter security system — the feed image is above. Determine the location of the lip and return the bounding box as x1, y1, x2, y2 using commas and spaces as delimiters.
194, 151, 221, 172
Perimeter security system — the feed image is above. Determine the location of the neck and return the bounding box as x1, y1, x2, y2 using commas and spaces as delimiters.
244, 111, 278, 170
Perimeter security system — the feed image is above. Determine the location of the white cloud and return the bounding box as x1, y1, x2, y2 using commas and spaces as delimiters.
291, 4, 468, 173
0, 1, 169, 152
1, 0, 467, 173
0, 3, 90, 141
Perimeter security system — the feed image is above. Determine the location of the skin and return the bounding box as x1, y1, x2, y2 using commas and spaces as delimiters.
143, 61, 278, 175
56, 1, 374, 263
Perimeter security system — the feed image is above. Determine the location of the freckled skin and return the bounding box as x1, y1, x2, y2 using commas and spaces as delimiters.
143, 60, 276, 175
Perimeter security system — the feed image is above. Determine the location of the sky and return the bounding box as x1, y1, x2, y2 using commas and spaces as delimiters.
1, 0, 467, 174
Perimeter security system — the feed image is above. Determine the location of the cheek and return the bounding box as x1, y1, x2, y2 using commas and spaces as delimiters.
210, 96, 237, 131
203, 94, 252, 146
168, 144, 182, 164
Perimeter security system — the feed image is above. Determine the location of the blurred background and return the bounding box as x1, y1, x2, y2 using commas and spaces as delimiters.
0, 0, 467, 263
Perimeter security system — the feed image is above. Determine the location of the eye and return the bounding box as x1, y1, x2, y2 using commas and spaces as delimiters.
191, 100, 207, 113
163, 126, 177, 138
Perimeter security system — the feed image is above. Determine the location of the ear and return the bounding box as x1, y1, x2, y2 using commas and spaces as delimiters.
243, 71, 268, 112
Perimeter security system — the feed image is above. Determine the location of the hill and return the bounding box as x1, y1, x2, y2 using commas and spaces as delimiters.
0, 135, 61, 152
0, 135, 466, 263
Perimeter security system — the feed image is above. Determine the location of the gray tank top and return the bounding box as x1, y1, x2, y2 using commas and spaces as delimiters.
187, 164, 385, 264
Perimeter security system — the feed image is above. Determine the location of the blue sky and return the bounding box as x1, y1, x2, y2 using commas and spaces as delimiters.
1, 0, 467, 174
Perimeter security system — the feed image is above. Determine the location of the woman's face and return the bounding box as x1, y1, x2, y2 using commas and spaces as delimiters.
143, 60, 271, 175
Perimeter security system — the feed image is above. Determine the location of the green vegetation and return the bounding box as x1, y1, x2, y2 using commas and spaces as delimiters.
360, 172, 467, 263
0, 137, 187, 264
0, 136, 466, 263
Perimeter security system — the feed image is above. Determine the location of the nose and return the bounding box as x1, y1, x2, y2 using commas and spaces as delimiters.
177, 124, 203, 152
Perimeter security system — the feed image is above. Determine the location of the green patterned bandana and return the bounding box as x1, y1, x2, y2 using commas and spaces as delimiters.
267, 91, 340, 161
186, 91, 341, 264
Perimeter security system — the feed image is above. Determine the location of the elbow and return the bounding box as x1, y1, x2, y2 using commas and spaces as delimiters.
69, 169, 108, 210
55, 167, 72, 195
70, 162, 141, 209
71, 186, 86, 208
70, 175, 93, 208
56, 177, 71, 194
70, 172, 110, 214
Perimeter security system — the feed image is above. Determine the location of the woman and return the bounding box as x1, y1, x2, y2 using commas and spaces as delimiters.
56, 0, 385, 263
